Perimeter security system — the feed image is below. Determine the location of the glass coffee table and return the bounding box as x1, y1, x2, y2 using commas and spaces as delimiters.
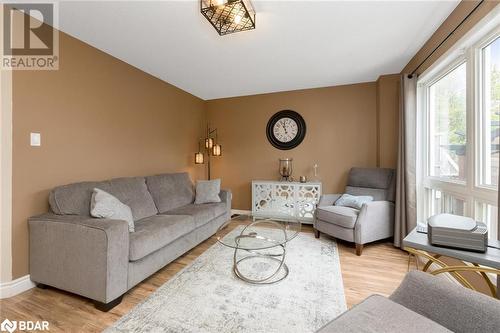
216, 215, 301, 284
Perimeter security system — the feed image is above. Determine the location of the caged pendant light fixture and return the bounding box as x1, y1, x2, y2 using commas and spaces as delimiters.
200, 0, 256, 36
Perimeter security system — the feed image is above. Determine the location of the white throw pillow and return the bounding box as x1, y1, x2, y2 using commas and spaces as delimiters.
195, 179, 221, 204
90, 188, 135, 232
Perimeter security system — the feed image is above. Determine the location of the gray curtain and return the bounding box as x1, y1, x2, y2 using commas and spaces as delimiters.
394, 74, 418, 247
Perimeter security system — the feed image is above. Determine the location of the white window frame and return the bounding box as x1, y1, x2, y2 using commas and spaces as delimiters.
417, 17, 500, 231
422, 57, 468, 187
476, 32, 500, 190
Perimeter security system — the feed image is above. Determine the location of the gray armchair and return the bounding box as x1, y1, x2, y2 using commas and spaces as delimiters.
313, 167, 395, 255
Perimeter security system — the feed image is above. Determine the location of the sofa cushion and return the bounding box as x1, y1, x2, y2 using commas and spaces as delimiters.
390, 271, 500, 333
165, 203, 227, 228
50, 180, 111, 216
316, 295, 451, 333
146, 173, 194, 213
194, 179, 221, 204
316, 206, 359, 229
108, 177, 158, 221
49, 177, 158, 221
129, 215, 195, 261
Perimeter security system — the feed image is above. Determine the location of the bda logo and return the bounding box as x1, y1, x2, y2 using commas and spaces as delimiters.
0, 319, 17, 333
0, 319, 49, 332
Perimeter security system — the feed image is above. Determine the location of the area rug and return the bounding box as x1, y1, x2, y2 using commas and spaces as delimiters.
105, 227, 346, 333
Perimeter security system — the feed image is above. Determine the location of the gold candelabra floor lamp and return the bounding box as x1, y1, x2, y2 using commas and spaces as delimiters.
195, 124, 222, 180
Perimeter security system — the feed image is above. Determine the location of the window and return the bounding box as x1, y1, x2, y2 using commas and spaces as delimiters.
475, 202, 498, 239
429, 63, 467, 182
479, 37, 500, 187
418, 25, 499, 239
425, 189, 466, 216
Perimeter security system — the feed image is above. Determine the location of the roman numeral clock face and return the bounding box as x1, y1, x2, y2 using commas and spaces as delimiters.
273, 118, 298, 143
266, 110, 306, 150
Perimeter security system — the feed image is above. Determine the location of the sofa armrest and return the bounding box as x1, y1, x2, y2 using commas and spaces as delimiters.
317, 194, 342, 207
219, 189, 232, 214
29, 213, 129, 303
390, 271, 500, 332
355, 200, 394, 244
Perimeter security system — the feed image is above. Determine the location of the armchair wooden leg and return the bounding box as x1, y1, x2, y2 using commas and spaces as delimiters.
355, 243, 363, 256
314, 228, 320, 239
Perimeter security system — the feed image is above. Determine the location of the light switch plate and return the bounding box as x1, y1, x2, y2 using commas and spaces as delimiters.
30, 132, 41, 146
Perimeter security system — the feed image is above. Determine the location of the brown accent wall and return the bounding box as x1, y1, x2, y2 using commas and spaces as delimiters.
11, 31, 206, 278
402, 0, 499, 75
206, 83, 380, 210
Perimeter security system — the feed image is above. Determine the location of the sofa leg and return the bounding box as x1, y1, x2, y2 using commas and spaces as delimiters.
94, 295, 123, 312
314, 228, 320, 239
355, 243, 363, 256
36, 283, 48, 289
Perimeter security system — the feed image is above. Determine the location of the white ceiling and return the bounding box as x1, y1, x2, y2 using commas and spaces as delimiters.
58, 1, 459, 100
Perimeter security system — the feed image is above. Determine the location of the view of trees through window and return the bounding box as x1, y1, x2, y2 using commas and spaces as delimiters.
481, 36, 500, 187
429, 63, 467, 181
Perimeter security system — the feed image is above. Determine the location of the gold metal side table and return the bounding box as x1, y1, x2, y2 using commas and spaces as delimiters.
403, 227, 500, 299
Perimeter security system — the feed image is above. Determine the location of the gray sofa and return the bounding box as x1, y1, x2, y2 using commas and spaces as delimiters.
28, 172, 231, 311
317, 270, 500, 332
314, 168, 395, 255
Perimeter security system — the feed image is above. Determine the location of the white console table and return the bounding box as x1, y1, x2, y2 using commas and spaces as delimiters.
252, 180, 322, 224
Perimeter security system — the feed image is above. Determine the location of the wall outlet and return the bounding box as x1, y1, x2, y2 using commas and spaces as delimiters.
30, 132, 41, 146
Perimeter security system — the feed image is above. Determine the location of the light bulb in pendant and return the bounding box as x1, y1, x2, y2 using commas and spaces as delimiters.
214, 0, 227, 6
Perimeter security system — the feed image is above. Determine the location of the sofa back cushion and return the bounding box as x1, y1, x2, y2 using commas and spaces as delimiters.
108, 177, 158, 221
49, 176, 158, 221
146, 173, 194, 213
49, 181, 109, 217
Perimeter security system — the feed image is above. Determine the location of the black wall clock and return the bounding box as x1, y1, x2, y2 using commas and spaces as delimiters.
266, 110, 306, 150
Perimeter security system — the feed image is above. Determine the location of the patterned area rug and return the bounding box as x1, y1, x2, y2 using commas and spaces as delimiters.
106, 227, 346, 333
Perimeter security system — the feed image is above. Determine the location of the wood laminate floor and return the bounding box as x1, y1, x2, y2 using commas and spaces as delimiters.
0, 219, 411, 332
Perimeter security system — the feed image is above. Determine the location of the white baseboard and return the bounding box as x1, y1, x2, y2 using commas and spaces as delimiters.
231, 209, 251, 216
0, 275, 35, 299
